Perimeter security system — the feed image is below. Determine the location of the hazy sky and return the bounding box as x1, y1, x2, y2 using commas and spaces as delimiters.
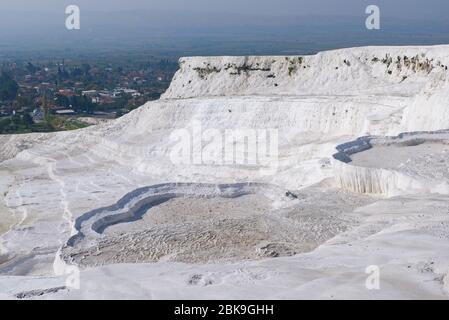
1, 0, 449, 20
1, 0, 448, 56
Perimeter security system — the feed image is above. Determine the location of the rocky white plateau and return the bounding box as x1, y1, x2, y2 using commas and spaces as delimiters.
1, 45, 449, 299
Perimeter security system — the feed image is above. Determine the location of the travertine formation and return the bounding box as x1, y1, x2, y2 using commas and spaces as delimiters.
1, 45, 449, 299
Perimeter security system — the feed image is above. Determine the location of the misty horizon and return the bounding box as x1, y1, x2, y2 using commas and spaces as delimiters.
0, 1, 448, 58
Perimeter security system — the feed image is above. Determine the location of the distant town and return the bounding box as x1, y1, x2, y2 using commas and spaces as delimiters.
0, 56, 178, 134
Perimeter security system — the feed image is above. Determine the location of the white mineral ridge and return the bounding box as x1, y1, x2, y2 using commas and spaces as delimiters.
1, 45, 449, 299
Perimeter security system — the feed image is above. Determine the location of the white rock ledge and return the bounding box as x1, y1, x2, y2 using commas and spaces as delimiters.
333, 130, 449, 196
65, 182, 293, 247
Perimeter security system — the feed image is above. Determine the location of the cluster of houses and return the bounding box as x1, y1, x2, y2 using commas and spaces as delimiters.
1, 59, 176, 122
44, 88, 142, 117
81, 88, 141, 104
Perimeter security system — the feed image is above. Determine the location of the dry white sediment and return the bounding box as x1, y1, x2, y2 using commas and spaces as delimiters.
1, 45, 449, 298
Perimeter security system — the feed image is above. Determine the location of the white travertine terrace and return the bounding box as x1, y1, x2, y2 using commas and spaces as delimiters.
1, 45, 449, 299
333, 131, 449, 196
